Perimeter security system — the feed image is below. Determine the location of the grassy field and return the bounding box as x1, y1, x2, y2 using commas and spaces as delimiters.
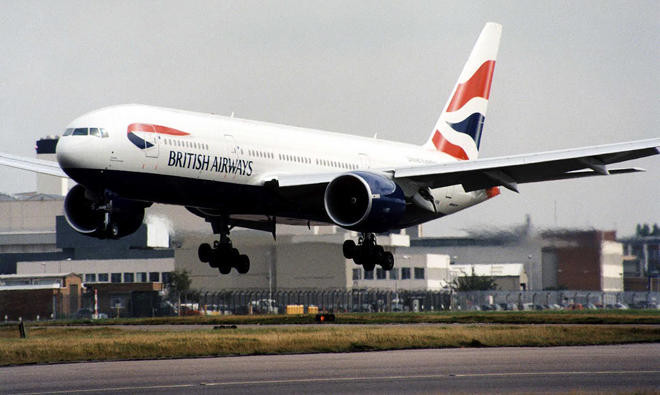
1, 324, 659, 366
14, 309, 660, 327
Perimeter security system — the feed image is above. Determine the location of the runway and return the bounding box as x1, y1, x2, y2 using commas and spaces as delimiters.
1, 344, 658, 394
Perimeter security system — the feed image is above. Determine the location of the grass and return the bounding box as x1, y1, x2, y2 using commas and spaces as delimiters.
1, 324, 659, 366
11, 309, 659, 327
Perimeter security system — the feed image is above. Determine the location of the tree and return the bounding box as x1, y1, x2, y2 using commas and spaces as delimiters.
451, 267, 497, 291
167, 269, 191, 315
167, 269, 191, 296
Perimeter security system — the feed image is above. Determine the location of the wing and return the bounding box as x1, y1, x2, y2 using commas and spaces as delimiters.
274, 138, 659, 194
0, 153, 68, 177
394, 138, 660, 192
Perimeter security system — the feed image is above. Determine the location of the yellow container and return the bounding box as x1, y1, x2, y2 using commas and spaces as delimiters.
286, 305, 304, 314
308, 306, 319, 314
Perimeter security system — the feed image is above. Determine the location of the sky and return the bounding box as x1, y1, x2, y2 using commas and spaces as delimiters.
0, 1, 658, 237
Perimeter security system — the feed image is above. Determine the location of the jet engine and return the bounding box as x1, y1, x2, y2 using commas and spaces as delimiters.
64, 184, 146, 239
324, 171, 406, 233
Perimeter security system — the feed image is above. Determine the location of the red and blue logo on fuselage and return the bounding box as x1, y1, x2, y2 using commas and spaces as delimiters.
127, 123, 189, 149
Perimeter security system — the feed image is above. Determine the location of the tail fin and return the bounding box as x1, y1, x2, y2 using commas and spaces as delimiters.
423, 22, 502, 160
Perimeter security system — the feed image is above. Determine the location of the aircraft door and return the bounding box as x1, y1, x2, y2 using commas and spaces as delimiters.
358, 153, 371, 169
143, 124, 159, 158
224, 134, 240, 180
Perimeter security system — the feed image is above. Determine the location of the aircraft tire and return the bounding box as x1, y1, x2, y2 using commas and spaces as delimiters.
236, 255, 250, 274
218, 262, 231, 274
198, 243, 212, 263
362, 258, 376, 272
342, 240, 356, 259
381, 251, 394, 271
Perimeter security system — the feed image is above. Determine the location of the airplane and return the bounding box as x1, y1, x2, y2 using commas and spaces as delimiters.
1, 22, 658, 275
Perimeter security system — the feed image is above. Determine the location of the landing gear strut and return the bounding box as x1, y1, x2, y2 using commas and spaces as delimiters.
342, 233, 394, 272
198, 217, 250, 275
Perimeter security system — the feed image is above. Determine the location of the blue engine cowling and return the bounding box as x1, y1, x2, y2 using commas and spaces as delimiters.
324, 171, 406, 233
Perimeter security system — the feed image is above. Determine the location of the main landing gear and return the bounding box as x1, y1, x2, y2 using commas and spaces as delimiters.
198, 218, 250, 275
342, 233, 394, 272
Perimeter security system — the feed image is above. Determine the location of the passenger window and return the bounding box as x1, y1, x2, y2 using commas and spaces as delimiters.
72, 128, 88, 136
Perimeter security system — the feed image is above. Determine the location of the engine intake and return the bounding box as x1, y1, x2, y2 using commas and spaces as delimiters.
64, 184, 146, 239
324, 171, 405, 232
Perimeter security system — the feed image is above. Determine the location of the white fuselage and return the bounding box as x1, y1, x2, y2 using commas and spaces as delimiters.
56, 104, 490, 227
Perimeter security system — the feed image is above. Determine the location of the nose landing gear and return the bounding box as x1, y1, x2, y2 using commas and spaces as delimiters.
198, 216, 250, 275
343, 233, 394, 272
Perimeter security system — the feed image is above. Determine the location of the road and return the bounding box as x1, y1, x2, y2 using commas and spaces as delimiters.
1, 344, 658, 394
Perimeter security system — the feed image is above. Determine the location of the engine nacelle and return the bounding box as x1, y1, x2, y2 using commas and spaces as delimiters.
64, 184, 145, 239
324, 171, 406, 233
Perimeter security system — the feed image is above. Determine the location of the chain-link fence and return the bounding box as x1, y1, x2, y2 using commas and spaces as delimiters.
452, 290, 660, 311
2, 289, 658, 322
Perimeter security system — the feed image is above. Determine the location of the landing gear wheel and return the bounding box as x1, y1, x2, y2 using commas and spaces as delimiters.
349, 232, 395, 272
198, 243, 212, 263
218, 262, 232, 275
375, 245, 384, 259
381, 251, 394, 271
362, 258, 376, 272
209, 252, 221, 268
236, 255, 250, 274
343, 240, 356, 259
201, 215, 253, 275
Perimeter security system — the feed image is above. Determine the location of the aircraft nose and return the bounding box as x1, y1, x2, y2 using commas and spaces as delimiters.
56, 129, 108, 184
56, 135, 81, 170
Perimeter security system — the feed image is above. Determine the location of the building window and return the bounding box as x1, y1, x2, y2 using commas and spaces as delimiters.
124, 273, 134, 283
149, 272, 160, 282
84, 273, 96, 282
401, 268, 411, 280
414, 267, 425, 280
161, 272, 171, 284
98, 273, 109, 282
111, 273, 122, 283
364, 270, 374, 280
137, 272, 147, 282
352, 268, 362, 280
376, 268, 386, 280
389, 268, 399, 280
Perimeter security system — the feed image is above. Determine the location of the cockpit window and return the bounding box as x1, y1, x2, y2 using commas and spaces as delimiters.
72, 128, 89, 136
63, 127, 109, 137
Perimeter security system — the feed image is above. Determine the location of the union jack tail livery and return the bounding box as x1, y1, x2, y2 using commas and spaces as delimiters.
424, 22, 502, 160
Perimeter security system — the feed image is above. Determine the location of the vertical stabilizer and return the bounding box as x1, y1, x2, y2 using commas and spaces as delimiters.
423, 22, 502, 160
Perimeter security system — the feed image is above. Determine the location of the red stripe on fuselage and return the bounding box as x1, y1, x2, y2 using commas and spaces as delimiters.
445, 60, 495, 113
127, 123, 190, 136
431, 130, 469, 160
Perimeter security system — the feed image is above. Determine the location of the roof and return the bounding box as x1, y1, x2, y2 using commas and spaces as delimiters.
450, 263, 525, 277
0, 272, 79, 279
0, 284, 61, 291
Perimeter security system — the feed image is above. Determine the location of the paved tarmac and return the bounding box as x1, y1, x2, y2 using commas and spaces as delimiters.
1, 344, 658, 394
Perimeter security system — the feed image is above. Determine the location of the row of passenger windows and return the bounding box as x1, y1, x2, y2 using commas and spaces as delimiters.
162, 137, 209, 151
352, 267, 425, 281
248, 149, 358, 170
63, 127, 109, 137
83, 272, 169, 284
151, 135, 359, 171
